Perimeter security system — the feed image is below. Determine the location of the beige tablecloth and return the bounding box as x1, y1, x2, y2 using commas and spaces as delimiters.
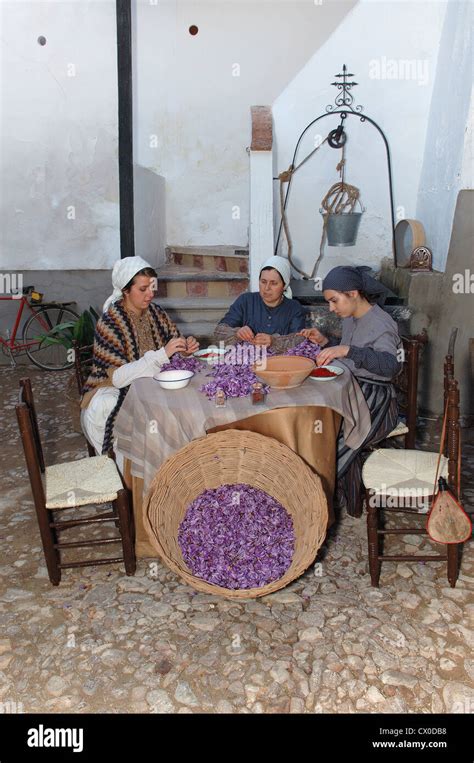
115, 368, 371, 557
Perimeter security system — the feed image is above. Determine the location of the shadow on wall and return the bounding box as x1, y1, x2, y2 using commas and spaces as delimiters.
439, 190, 474, 419
382, 191, 473, 418
133, 166, 166, 269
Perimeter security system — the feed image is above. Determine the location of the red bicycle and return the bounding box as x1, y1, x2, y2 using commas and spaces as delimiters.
0, 285, 79, 370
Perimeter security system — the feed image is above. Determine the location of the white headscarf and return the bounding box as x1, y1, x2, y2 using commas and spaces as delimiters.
103, 256, 154, 313
259, 256, 292, 298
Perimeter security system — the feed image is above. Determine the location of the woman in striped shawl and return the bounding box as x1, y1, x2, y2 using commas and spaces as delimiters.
300, 266, 402, 516
81, 256, 199, 463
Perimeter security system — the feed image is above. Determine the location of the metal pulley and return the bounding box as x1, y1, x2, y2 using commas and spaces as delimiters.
327, 125, 346, 149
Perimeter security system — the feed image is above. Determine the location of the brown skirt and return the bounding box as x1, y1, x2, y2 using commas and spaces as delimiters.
124, 405, 342, 557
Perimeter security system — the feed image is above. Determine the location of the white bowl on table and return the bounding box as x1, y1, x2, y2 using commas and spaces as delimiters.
193, 347, 226, 365
154, 369, 194, 390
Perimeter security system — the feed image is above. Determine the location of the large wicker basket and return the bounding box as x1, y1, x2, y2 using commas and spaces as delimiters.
142, 430, 328, 599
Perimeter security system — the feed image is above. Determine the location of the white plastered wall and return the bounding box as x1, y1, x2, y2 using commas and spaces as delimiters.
272, 0, 453, 278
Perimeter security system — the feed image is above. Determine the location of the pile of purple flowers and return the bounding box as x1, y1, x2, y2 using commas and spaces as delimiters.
161, 353, 205, 374
178, 483, 294, 589
285, 338, 321, 360
199, 362, 270, 399
198, 343, 271, 399
223, 341, 276, 364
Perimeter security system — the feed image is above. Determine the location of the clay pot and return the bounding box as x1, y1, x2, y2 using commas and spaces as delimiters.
252, 355, 315, 390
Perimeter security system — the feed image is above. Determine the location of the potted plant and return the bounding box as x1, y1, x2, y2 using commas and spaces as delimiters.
38, 307, 99, 433
38, 307, 98, 361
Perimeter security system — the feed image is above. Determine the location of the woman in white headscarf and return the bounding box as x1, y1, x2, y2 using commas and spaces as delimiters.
81, 256, 199, 462
213, 256, 307, 353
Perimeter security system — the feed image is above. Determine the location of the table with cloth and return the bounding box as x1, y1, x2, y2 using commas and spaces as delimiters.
114, 365, 371, 557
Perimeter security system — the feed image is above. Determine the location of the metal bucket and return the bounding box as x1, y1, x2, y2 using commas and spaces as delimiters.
321, 208, 364, 247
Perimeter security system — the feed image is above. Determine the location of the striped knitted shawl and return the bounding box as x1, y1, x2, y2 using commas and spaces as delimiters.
82, 300, 178, 453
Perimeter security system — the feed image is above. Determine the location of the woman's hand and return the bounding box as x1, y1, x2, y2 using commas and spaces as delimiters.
316, 345, 350, 366
236, 326, 255, 342
164, 336, 188, 358
253, 333, 272, 347
182, 336, 200, 355
298, 328, 328, 346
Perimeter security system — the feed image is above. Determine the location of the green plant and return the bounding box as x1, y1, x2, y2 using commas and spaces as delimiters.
36, 307, 99, 351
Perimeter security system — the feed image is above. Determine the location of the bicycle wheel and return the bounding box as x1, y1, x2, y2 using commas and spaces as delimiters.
23, 305, 80, 371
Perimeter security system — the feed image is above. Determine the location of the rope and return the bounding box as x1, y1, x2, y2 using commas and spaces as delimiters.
278, 136, 329, 279
320, 183, 360, 215
278, 137, 361, 281
314, 143, 361, 280
432, 398, 449, 498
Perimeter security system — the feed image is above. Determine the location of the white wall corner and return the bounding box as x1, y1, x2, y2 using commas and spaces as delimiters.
416, 0, 472, 272
133, 165, 166, 268
249, 150, 274, 291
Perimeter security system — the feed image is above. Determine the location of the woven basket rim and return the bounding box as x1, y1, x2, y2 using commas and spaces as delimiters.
142, 430, 328, 598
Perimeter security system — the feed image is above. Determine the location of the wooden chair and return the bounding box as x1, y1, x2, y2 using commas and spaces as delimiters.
362, 369, 463, 588
73, 340, 94, 396
16, 377, 136, 585
384, 327, 455, 449
443, 327, 457, 409
383, 330, 428, 449
349, 332, 427, 518
72, 339, 95, 457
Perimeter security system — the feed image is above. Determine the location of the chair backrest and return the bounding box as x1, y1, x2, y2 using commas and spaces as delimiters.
16, 379, 46, 510
393, 330, 427, 448
444, 327, 457, 411
18, 378, 45, 472
445, 376, 461, 498
72, 340, 94, 396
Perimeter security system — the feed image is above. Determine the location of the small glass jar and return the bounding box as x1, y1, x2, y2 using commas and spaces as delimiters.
251, 382, 265, 404
215, 388, 226, 407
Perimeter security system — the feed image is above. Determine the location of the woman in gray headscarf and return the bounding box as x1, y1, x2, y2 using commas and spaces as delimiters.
301, 266, 402, 516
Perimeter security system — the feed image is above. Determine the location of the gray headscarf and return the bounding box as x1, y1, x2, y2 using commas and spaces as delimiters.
322, 266, 389, 306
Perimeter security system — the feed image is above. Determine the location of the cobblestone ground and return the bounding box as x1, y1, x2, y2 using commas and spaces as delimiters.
1, 366, 473, 714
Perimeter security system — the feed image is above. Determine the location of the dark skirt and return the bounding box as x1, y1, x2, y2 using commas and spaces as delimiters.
336, 377, 399, 515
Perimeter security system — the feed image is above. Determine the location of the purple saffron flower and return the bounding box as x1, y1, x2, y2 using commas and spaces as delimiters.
178, 483, 294, 589
285, 339, 321, 360
162, 353, 205, 374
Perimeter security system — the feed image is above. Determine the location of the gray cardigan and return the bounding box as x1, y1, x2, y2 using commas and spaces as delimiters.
336, 304, 402, 381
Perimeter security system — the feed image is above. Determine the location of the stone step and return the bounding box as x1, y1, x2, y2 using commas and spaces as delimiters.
166, 245, 249, 274
155, 296, 232, 324
156, 264, 248, 299
157, 297, 234, 309
175, 321, 217, 343
157, 264, 248, 281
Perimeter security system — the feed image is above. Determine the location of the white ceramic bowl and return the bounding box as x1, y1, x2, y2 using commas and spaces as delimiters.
154, 369, 194, 390
308, 364, 344, 382
193, 347, 226, 365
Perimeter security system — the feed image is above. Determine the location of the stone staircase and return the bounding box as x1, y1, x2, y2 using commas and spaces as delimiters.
154, 246, 249, 342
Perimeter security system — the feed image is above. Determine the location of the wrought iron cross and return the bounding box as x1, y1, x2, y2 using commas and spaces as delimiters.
326, 64, 364, 114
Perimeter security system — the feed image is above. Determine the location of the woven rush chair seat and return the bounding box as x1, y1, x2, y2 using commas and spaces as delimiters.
45, 455, 123, 509
143, 429, 329, 599
362, 449, 448, 497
